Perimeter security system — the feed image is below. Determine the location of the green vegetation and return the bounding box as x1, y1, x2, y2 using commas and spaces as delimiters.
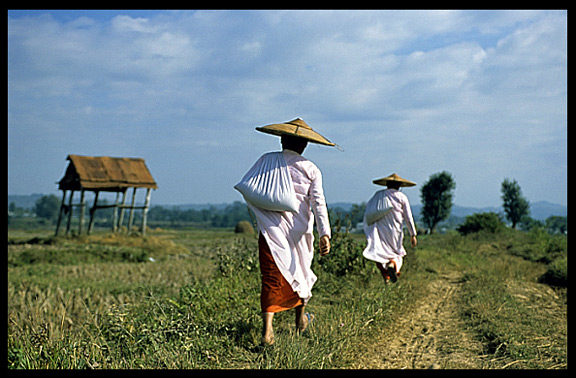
501, 178, 531, 229
419, 231, 567, 368
8, 222, 566, 369
9, 193, 566, 237
420, 171, 456, 233
457, 212, 505, 235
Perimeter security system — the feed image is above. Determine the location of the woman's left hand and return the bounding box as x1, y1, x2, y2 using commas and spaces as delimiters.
319, 235, 331, 256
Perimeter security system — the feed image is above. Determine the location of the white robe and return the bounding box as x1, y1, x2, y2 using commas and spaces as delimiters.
362, 189, 417, 272
247, 149, 331, 304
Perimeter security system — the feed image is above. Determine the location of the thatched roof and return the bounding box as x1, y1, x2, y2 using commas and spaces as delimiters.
58, 155, 158, 192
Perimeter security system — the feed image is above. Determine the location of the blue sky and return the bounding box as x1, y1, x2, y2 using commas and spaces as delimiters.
8, 10, 567, 208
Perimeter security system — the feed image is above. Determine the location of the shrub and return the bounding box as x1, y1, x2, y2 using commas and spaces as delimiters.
457, 212, 505, 236
540, 256, 567, 287
216, 238, 258, 276
234, 220, 254, 234
314, 230, 365, 277
505, 229, 567, 264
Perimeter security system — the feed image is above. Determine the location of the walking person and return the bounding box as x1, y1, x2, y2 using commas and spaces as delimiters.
235, 118, 335, 346
362, 173, 417, 284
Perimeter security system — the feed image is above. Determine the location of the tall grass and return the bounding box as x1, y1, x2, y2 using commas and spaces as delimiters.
7, 230, 423, 368
8, 227, 566, 369
415, 231, 567, 369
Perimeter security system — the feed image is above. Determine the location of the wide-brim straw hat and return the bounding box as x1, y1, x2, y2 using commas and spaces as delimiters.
373, 173, 416, 187
255, 118, 335, 146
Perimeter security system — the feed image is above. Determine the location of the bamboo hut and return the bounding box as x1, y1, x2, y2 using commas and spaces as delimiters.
55, 154, 158, 236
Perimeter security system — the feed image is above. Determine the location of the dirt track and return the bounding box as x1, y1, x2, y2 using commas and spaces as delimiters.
353, 273, 485, 369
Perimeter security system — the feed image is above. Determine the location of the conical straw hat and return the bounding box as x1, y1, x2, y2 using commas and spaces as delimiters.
373, 173, 416, 187
255, 118, 335, 146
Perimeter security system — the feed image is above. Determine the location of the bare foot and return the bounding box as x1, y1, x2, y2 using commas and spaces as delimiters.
297, 312, 314, 333
262, 331, 274, 346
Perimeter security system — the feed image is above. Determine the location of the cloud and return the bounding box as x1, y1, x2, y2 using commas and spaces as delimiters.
8, 10, 567, 208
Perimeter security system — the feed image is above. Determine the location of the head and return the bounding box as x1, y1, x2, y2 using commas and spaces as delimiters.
386, 181, 402, 190
281, 134, 308, 155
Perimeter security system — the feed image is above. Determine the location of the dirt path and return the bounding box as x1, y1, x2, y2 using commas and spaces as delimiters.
353, 273, 485, 369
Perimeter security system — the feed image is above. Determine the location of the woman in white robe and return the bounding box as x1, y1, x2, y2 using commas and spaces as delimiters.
363, 173, 417, 283
236, 118, 335, 346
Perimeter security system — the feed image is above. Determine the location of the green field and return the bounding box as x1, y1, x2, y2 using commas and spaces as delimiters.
8, 226, 567, 369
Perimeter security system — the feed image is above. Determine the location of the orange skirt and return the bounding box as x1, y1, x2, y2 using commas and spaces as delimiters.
259, 232, 303, 313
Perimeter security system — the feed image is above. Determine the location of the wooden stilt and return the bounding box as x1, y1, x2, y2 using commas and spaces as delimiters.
55, 190, 67, 236
88, 191, 99, 235
66, 190, 75, 236
128, 187, 137, 234
78, 190, 85, 234
141, 188, 152, 236
118, 190, 127, 232
112, 192, 119, 232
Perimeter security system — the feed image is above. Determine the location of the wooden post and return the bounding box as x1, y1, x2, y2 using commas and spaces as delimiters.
78, 190, 85, 234
88, 191, 99, 235
66, 190, 75, 236
112, 192, 119, 232
127, 187, 137, 234
55, 190, 67, 236
118, 190, 127, 232
141, 188, 152, 236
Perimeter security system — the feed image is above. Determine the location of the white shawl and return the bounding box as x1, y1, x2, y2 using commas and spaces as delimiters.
363, 189, 416, 270
247, 150, 331, 304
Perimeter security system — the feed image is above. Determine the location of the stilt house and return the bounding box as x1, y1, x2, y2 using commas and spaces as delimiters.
55, 154, 158, 236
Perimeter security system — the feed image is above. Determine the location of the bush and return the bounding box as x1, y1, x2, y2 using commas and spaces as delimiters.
34, 194, 61, 221
216, 238, 258, 277
540, 256, 567, 287
314, 230, 365, 277
234, 220, 254, 234
457, 212, 505, 236
505, 228, 567, 264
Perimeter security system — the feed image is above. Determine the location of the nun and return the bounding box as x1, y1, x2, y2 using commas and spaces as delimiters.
235, 118, 335, 346
362, 173, 418, 284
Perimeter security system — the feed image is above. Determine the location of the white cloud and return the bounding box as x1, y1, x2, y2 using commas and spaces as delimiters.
8, 10, 567, 207
111, 15, 154, 33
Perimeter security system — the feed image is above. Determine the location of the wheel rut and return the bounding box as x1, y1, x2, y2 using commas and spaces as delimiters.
354, 273, 484, 369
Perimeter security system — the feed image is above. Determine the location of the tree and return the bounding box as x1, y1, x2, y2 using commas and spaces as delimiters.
545, 216, 567, 235
420, 171, 456, 234
457, 212, 505, 236
349, 202, 366, 226
34, 194, 60, 221
501, 178, 530, 229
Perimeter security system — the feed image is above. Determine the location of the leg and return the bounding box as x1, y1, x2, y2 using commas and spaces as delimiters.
376, 262, 391, 284
387, 260, 398, 283
262, 312, 275, 346
295, 304, 314, 333
295, 304, 306, 331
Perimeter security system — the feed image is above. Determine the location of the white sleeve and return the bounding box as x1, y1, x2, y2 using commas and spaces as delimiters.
309, 167, 331, 238
402, 195, 417, 236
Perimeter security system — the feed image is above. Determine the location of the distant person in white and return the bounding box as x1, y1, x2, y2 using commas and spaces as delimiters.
362, 173, 417, 284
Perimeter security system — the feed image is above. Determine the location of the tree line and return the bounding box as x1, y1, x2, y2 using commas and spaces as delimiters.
8, 197, 255, 230
417, 171, 565, 235
8, 171, 566, 235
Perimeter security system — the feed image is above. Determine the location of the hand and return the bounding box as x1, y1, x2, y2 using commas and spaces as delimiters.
411, 235, 417, 248
319, 235, 331, 256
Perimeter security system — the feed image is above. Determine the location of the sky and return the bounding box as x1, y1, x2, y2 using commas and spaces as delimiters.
8, 9, 567, 208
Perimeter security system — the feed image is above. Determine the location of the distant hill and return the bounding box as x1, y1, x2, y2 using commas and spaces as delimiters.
404, 201, 565, 221
329, 201, 566, 221
9, 195, 566, 221
529, 201, 568, 220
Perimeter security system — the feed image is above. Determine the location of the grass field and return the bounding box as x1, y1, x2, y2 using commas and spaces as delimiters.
7, 226, 567, 369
